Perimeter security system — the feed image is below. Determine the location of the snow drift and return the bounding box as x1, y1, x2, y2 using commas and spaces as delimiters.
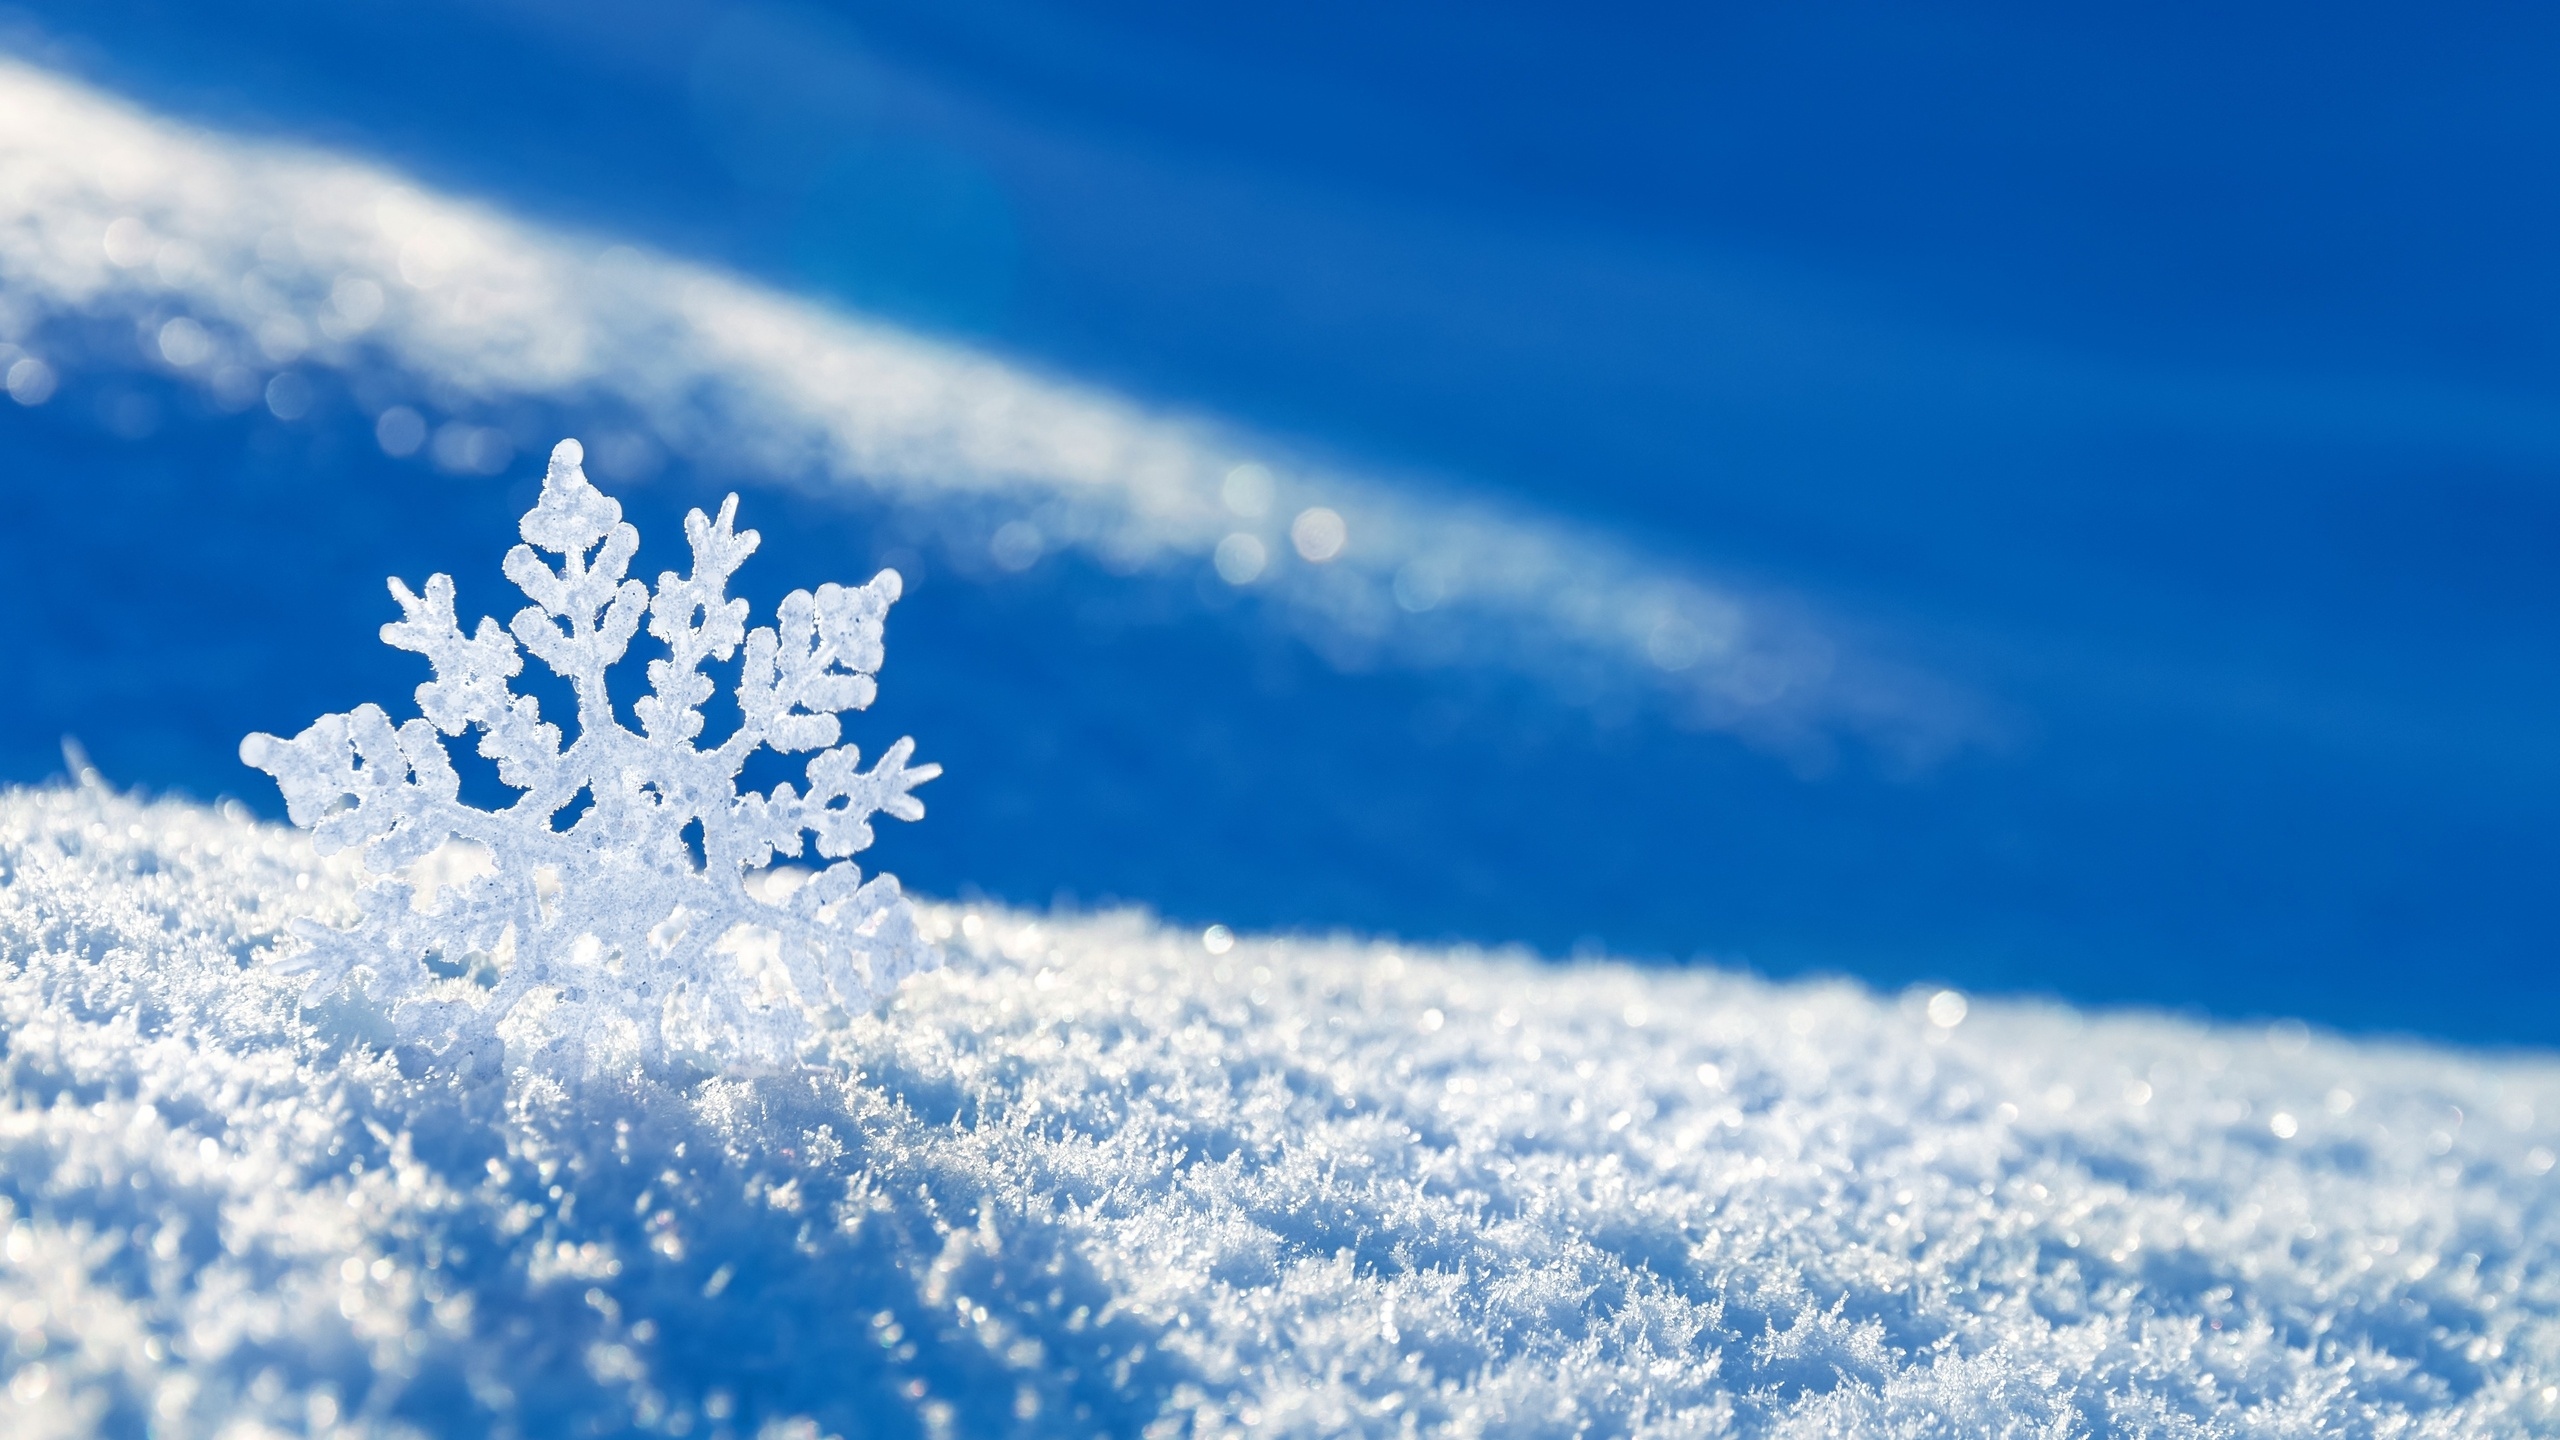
3, 781, 2559, 1437
0, 56, 1967, 760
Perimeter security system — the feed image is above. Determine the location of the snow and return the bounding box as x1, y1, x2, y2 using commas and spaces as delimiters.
240, 440, 938, 1074
0, 57, 1968, 760
6, 783, 2560, 1436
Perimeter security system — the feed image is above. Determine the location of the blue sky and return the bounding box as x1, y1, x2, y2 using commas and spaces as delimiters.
4, 2, 2558, 1043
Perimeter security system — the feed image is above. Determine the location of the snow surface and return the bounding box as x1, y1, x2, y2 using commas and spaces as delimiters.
6, 782, 2560, 1438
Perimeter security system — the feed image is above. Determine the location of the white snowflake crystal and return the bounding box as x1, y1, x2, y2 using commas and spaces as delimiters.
241, 438, 940, 1073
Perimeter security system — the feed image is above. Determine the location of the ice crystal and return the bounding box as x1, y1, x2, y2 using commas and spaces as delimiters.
240, 438, 939, 1072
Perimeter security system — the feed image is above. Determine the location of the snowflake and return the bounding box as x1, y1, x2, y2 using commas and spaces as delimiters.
241, 439, 941, 1073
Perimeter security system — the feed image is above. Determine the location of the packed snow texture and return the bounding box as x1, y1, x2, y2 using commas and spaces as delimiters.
6, 785, 2560, 1437
240, 439, 938, 1074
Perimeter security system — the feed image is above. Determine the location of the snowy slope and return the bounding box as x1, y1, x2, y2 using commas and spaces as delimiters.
4, 782, 2559, 1438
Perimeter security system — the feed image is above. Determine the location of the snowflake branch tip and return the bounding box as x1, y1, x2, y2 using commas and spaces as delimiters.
242, 437, 940, 1074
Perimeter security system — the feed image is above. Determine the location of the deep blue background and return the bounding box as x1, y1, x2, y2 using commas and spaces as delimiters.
4, 2, 2559, 1043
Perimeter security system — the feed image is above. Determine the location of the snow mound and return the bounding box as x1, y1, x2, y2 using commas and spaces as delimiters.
5, 785, 2559, 1437
0, 57, 1965, 758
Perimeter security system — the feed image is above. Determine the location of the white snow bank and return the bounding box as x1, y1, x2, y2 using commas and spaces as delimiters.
4, 784, 2558, 1438
0, 58, 1966, 760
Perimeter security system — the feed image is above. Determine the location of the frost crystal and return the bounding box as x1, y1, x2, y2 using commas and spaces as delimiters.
241, 439, 940, 1072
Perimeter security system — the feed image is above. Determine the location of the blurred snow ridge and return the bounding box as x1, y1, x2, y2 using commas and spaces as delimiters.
8, 782, 2560, 1437
0, 56, 1974, 768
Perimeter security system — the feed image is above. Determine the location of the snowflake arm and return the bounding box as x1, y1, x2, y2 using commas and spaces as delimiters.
635, 494, 756, 747
503, 443, 649, 745
381, 572, 571, 806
